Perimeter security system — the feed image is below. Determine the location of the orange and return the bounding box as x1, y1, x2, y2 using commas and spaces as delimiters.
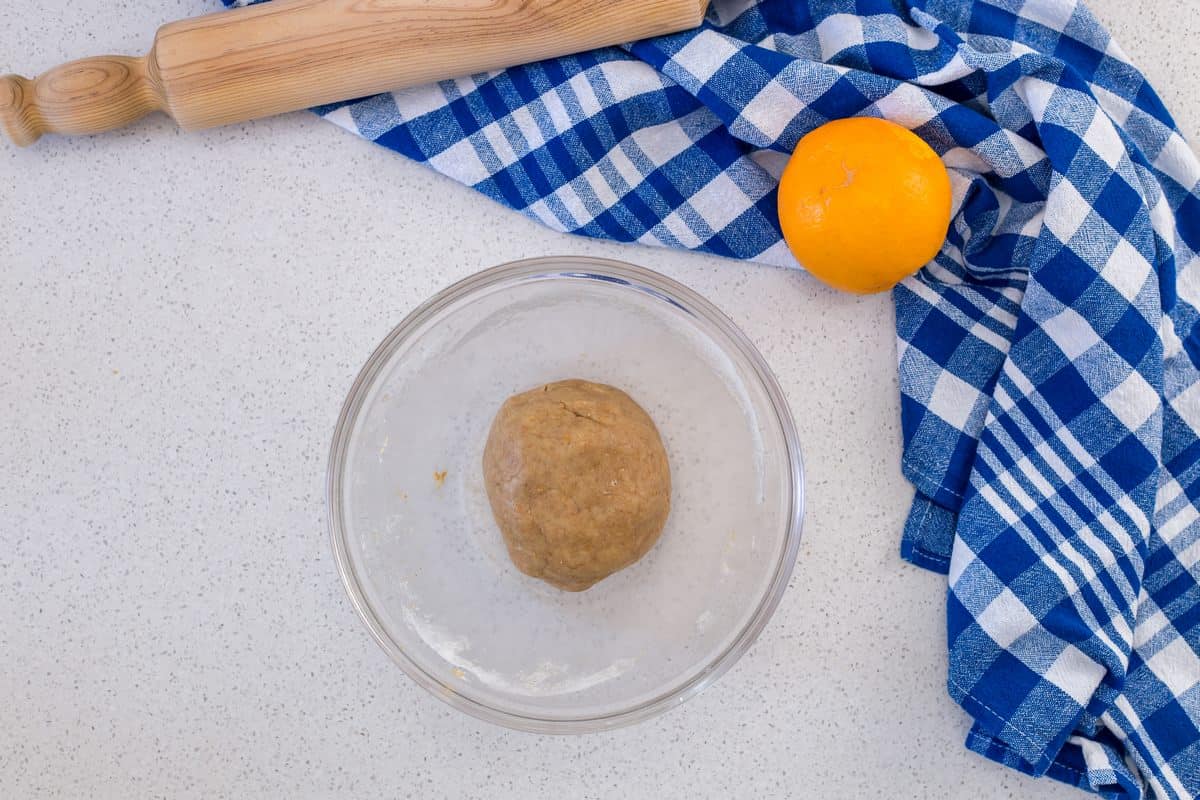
777, 117, 952, 294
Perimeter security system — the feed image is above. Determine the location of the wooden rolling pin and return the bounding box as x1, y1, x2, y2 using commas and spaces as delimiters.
0, 0, 708, 146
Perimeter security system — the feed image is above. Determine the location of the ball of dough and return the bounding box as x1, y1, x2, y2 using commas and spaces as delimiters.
482, 379, 671, 591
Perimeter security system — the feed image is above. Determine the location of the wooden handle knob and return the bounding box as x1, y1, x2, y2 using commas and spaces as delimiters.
0, 56, 164, 146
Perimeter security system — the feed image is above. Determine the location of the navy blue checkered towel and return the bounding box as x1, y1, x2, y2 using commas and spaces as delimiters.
224, 0, 1200, 795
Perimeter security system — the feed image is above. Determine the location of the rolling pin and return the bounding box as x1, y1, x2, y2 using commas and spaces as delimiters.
0, 0, 708, 146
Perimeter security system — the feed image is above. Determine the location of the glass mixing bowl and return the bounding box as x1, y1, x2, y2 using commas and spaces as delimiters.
327, 256, 804, 732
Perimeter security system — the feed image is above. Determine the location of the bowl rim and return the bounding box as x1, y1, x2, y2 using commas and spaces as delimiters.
326, 255, 806, 734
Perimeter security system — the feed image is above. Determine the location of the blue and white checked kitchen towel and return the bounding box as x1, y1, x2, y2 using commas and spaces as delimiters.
224, 0, 1200, 795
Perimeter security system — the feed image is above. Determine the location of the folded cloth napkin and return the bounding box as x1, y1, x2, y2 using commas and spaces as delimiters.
224, 0, 1200, 795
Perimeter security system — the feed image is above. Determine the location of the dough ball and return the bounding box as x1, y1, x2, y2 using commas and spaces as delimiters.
482, 379, 671, 591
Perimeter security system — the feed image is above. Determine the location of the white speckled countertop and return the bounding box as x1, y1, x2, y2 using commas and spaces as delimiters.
1, 2, 1196, 798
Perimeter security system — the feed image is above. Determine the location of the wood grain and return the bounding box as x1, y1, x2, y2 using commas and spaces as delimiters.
0, 56, 164, 146
1, 0, 709, 145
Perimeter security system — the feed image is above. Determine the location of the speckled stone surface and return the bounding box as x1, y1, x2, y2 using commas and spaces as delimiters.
0, 3, 1196, 798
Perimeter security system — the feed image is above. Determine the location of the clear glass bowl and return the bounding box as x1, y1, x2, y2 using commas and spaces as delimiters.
327, 256, 804, 732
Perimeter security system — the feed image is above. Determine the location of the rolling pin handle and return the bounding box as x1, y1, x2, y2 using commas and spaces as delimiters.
0, 55, 164, 146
